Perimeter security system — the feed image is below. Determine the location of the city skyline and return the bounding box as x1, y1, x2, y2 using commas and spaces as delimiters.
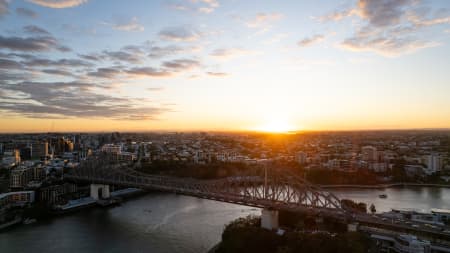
1, 0, 450, 133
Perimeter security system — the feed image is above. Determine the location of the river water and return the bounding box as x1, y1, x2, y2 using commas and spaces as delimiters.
1, 187, 449, 253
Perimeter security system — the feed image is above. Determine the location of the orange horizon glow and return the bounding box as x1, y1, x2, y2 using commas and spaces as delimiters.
1, 116, 450, 134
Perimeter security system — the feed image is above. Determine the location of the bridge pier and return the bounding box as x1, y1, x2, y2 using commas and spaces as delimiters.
90, 184, 111, 200
261, 208, 279, 230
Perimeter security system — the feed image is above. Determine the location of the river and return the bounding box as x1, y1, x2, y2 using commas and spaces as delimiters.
1, 187, 449, 253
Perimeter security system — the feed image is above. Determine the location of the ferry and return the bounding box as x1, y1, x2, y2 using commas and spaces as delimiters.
23, 218, 37, 225
379, 194, 387, 199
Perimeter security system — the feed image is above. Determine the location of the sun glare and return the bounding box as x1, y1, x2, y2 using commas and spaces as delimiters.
256, 115, 295, 133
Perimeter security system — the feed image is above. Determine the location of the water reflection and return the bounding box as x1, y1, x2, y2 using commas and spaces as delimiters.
1, 187, 449, 253
331, 187, 450, 212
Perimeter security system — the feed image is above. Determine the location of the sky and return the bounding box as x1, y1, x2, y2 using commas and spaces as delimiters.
0, 0, 450, 133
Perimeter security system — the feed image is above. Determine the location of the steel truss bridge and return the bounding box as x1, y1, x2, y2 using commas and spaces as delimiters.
65, 162, 450, 245
65, 163, 346, 219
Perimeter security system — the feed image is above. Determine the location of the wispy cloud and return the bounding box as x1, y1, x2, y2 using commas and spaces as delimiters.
23, 25, 50, 35
162, 58, 201, 71
168, 0, 219, 14
102, 46, 144, 64
0, 58, 23, 69
112, 17, 144, 32
0, 34, 70, 52
298, 34, 324, 47
210, 48, 256, 60
125, 67, 174, 78
231, 12, 283, 34
246, 12, 283, 28
206, 71, 228, 77
27, 0, 88, 9
16, 7, 38, 18
193, 0, 219, 14
87, 67, 122, 79
148, 44, 201, 58
41, 69, 76, 77
159, 26, 202, 42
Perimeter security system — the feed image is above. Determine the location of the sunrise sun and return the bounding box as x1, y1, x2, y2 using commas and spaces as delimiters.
256, 115, 295, 133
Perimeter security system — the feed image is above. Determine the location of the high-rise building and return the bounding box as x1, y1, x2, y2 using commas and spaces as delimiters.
31, 141, 48, 159
424, 154, 443, 173
361, 146, 377, 161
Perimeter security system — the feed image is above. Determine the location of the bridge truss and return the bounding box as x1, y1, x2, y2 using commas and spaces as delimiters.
66, 161, 346, 216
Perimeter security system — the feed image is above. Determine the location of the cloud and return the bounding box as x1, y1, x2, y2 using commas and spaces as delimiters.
0, 0, 9, 17
112, 17, 144, 32
16, 7, 38, 18
194, 0, 219, 13
298, 34, 324, 47
169, 0, 219, 14
0, 58, 22, 69
83, 57, 205, 80
319, 8, 356, 22
246, 12, 283, 28
320, 0, 449, 57
87, 67, 122, 79
22, 57, 92, 68
198, 7, 214, 14
27, 0, 88, 8
41, 69, 76, 77
0, 81, 169, 120
206, 71, 228, 77
78, 53, 104, 61
408, 9, 450, 27
159, 26, 201, 42
126, 67, 173, 78
23, 25, 50, 35
102, 47, 143, 63
340, 36, 439, 57
0, 34, 70, 52
169, 4, 188, 11
149, 44, 202, 58
162, 58, 200, 71
210, 48, 256, 60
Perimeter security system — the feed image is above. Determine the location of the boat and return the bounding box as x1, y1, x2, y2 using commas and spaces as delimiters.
379, 194, 387, 198
23, 218, 37, 225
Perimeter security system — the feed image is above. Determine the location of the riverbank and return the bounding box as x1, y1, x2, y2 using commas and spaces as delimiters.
0, 188, 145, 232
320, 183, 450, 189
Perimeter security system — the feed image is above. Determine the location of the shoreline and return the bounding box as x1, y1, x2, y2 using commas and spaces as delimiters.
320, 183, 450, 189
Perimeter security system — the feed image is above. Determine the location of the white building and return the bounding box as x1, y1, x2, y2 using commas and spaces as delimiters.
393, 235, 431, 253
423, 154, 442, 174
371, 234, 431, 253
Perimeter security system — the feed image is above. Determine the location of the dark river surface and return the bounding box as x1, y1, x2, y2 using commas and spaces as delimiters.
1, 187, 449, 253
